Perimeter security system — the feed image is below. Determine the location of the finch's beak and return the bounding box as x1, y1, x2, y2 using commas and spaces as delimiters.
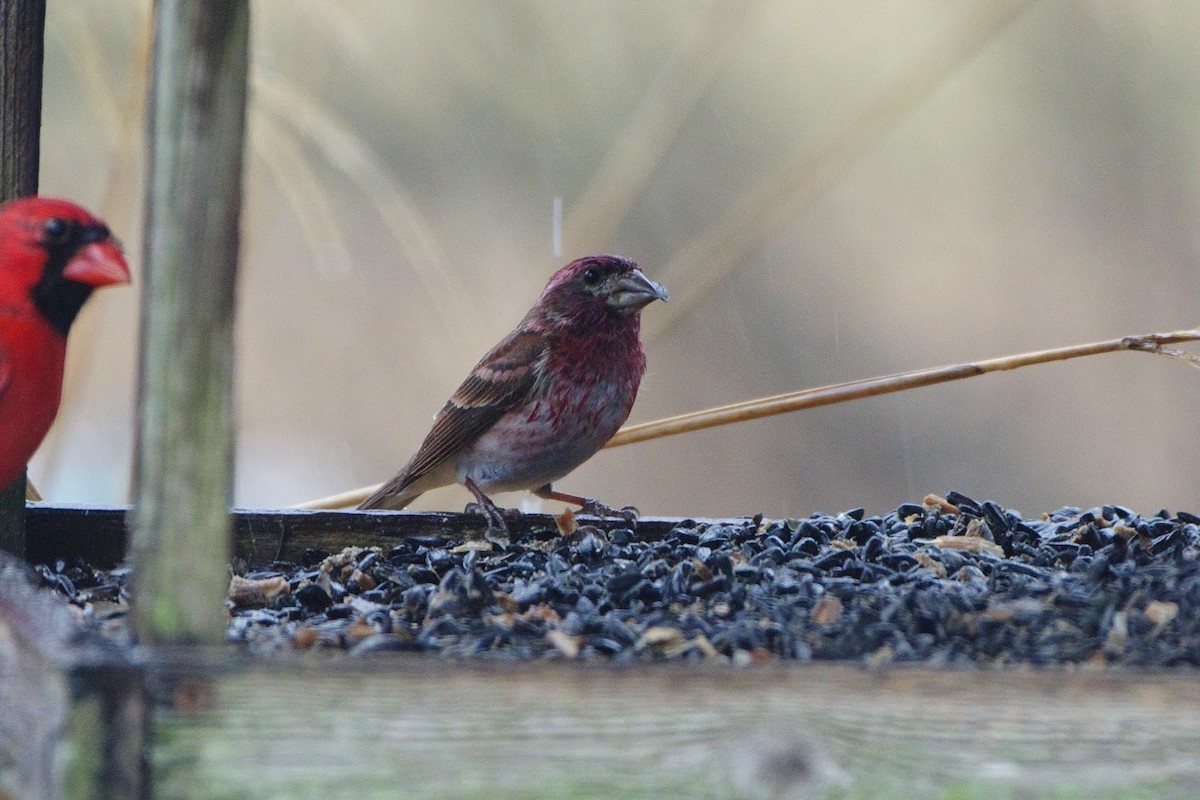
608, 268, 668, 311
62, 238, 130, 288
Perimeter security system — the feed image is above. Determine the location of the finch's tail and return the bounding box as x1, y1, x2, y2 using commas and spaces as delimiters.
357, 478, 422, 510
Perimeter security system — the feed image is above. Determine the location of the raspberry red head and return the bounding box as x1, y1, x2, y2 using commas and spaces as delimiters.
535, 255, 669, 329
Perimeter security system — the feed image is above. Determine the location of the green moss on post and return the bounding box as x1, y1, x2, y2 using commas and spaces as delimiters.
131, 0, 249, 644
63, 664, 148, 800
0, 0, 46, 557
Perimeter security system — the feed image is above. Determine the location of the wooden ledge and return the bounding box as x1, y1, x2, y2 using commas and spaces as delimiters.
123, 653, 1200, 799
24, 503, 730, 567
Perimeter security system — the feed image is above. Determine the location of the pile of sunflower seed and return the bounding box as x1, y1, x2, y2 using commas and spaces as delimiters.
213, 492, 1198, 664
38, 492, 1200, 665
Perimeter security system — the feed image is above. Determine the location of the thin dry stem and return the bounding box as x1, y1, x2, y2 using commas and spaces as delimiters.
563, 0, 757, 253
1147, 346, 1200, 371
299, 325, 1200, 510
646, 0, 1035, 342
608, 327, 1200, 448
250, 111, 352, 278
251, 71, 478, 369
294, 484, 380, 511
35, 4, 147, 484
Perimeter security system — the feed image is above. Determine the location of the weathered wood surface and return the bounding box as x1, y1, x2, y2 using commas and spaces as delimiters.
132, 0, 249, 644
14, 509, 1200, 799
25, 503, 700, 567
145, 655, 1200, 800
64, 659, 147, 800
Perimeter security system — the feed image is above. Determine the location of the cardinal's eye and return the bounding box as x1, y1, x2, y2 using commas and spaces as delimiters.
581, 267, 601, 286
82, 223, 111, 244
43, 217, 70, 246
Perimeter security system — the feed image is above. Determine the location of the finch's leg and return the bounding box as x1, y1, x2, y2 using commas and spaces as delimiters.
534, 484, 638, 522
463, 478, 518, 542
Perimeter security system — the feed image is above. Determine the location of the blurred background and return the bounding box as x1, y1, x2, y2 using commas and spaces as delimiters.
32, 1, 1200, 518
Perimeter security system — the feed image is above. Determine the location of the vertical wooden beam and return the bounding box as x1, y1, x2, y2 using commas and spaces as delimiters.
0, 0, 46, 557
0, 0, 43, 196
131, 0, 249, 643
63, 662, 148, 800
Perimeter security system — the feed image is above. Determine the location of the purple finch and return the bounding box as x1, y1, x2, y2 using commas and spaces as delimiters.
359, 255, 667, 524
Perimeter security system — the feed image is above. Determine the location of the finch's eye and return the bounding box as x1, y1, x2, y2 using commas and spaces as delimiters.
581, 267, 601, 286
43, 217, 70, 246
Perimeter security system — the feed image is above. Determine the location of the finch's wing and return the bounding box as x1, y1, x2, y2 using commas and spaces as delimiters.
367, 327, 549, 504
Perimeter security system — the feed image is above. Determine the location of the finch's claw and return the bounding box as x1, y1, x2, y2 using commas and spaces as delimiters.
464, 506, 511, 547
533, 484, 639, 524
483, 523, 510, 548
578, 498, 639, 523
463, 479, 520, 545
463, 499, 514, 545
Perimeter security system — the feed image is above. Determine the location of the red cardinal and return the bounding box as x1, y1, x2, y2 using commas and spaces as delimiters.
359, 254, 667, 525
0, 197, 130, 489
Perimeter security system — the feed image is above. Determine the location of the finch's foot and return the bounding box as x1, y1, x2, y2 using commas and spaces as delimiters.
578, 498, 639, 522
463, 500, 515, 546
464, 478, 515, 545
535, 484, 639, 523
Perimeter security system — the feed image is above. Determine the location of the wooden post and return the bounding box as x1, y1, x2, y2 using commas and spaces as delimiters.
63, 661, 148, 800
0, 0, 46, 557
131, 0, 249, 643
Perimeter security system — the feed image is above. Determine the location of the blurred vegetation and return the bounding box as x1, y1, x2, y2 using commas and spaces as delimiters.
33, 1, 1200, 517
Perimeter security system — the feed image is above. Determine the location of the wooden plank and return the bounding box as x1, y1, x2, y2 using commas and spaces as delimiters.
131, 0, 249, 643
232, 509, 688, 564
25, 505, 128, 567
25, 503, 700, 567
144, 655, 1200, 799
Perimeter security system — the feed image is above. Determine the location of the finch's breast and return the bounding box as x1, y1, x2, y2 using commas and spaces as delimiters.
456, 374, 635, 494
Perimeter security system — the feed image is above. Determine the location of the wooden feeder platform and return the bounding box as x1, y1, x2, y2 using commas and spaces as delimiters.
4, 503, 1200, 800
